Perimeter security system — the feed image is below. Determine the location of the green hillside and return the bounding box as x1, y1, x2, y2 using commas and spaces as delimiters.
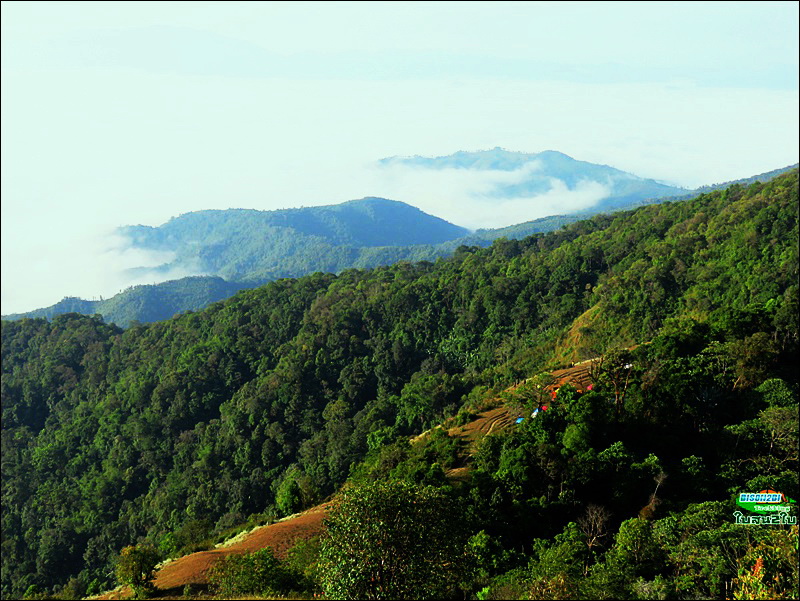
1, 170, 797, 600
0, 201, 580, 327
0, 277, 259, 327
118, 197, 470, 281
6, 165, 795, 328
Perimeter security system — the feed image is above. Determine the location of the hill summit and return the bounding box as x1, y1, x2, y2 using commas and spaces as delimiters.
380, 147, 688, 211
117, 197, 469, 283
120, 197, 468, 253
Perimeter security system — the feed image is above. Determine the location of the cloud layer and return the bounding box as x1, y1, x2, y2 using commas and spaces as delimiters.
2, 2, 797, 314
362, 161, 612, 230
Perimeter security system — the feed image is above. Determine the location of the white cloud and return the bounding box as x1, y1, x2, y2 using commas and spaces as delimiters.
2, 1, 797, 314
356, 161, 610, 229
0, 222, 201, 314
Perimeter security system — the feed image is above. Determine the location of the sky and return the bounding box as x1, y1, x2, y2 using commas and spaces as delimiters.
2, 1, 798, 314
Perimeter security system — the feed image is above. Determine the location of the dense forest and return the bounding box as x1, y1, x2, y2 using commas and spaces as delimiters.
1, 170, 798, 599
2, 201, 577, 327
6, 163, 794, 328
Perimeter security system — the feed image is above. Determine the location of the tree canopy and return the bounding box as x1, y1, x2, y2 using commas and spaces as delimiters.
1, 170, 797, 599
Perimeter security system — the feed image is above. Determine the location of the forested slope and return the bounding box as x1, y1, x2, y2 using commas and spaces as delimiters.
1, 214, 580, 328
6, 166, 792, 328
116, 197, 469, 283
0, 277, 259, 328
1, 171, 797, 599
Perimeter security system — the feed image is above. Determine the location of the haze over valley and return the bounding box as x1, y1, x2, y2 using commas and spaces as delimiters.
2, 2, 797, 315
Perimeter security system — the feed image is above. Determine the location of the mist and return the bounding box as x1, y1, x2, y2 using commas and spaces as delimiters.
359, 161, 612, 230
2, 2, 797, 315
0, 220, 202, 315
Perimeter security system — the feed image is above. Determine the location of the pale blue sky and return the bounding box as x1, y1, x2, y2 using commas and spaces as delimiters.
2, 1, 798, 314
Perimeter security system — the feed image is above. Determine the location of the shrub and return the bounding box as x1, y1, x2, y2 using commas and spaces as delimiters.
115, 544, 160, 599
285, 536, 322, 592
207, 548, 298, 597
318, 480, 470, 599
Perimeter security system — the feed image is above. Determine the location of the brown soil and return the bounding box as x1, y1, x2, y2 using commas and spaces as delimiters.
95, 363, 601, 599
95, 504, 329, 600
549, 360, 597, 393
447, 405, 522, 447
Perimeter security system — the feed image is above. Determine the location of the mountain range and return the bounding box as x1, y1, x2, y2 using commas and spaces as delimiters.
2, 168, 797, 599
380, 148, 688, 211
3, 151, 797, 327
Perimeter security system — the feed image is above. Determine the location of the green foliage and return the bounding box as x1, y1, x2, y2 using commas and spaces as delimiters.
525, 522, 591, 597
3, 277, 259, 328
731, 526, 799, 600
756, 377, 797, 408
115, 544, 160, 599
274, 477, 302, 517
607, 518, 664, 577
354, 427, 463, 485
284, 536, 322, 592
318, 480, 470, 599
22, 585, 45, 600
207, 548, 300, 597
172, 519, 213, 555
1, 170, 798, 599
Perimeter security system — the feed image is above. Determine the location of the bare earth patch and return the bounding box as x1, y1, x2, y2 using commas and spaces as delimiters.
95, 364, 597, 599
94, 504, 329, 600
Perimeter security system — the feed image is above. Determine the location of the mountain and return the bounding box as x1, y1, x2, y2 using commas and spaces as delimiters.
123, 196, 469, 250
4, 199, 470, 326
117, 150, 690, 286
2, 170, 796, 599
118, 197, 469, 281
4, 160, 794, 327
380, 147, 689, 211
690, 163, 800, 193
1, 277, 259, 327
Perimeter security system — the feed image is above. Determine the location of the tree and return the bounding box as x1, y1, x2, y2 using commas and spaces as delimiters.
577, 504, 612, 550
596, 349, 634, 415
506, 373, 555, 412
207, 548, 298, 597
115, 544, 160, 599
318, 480, 469, 599
607, 518, 664, 579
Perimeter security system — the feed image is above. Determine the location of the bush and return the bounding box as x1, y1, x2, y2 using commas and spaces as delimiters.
455, 409, 476, 426
207, 548, 299, 597
318, 480, 470, 599
285, 536, 322, 593
115, 544, 160, 599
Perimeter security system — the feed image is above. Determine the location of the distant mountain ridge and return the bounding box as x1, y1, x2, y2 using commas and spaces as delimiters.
5, 198, 471, 326
4, 157, 796, 327
119, 197, 469, 283
380, 147, 688, 211
1, 277, 257, 325
122, 197, 469, 251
